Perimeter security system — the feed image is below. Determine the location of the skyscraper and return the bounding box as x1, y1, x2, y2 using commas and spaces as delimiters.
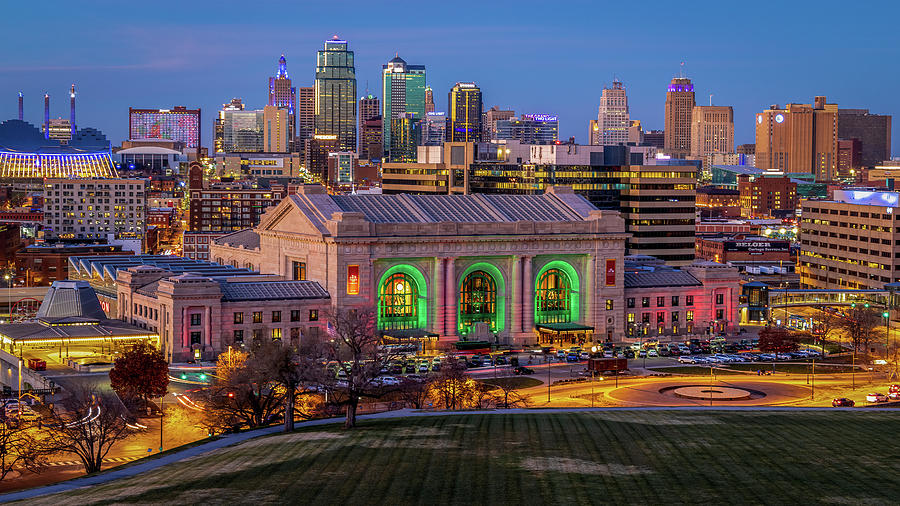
838, 108, 892, 167
390, 113, 421, 162
424, 86, 435, 114
215, 98, 244, 153
421, 112, 447, 146
268, 55, 296, 145
755, 96, 838, 180
381, 55, 425, 160
263, 105, 288, 153
315, 36, 357, 152
296, 86, 316, 146
597, 79, 629, 146
447, 82, 482, 143
358, 94, 381, 160
690, 106, 734, 158
664, 77, 695, 157
483, 106, 515, 141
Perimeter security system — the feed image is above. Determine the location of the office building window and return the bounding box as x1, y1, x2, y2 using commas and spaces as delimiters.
272, 311, 281, 323
627, 313, 635, 323
233, 312, 243, 324
606, 299, 614, 310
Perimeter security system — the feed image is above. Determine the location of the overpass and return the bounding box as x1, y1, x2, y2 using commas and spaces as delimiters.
768, 289, 890, 309
0, 211, 43, 224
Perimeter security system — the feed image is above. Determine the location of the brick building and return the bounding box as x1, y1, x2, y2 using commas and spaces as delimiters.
738, 174, 798, 218
15, 244, 130, 286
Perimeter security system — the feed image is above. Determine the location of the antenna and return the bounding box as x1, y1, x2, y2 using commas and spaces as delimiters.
679, 60, 685, 78
709, 94, 713, 106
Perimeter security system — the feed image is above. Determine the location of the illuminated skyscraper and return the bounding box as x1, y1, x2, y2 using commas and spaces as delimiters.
263, 105, 289, 153
215, 98, 244, 153
424, 86, 435, 114
297, 86, 316, 145
597, 79, 629, 146
664, 77, 695, 157
315, 36, 357, 152
755, 96, 838, 180
690, 105, 734, 158
381, 55, 425, 160
268, 55, 296, 145
358, 95, 381, 159
421, 112, 446, 146
390, 113, 420, 162
447, 82, 482, 143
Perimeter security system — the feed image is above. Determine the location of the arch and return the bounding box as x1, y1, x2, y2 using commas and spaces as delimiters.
534, 260, 580, 324
457, 262, 507, 336
376, 264, 428, 330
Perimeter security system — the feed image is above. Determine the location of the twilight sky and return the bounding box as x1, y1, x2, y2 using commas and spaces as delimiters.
1, 0, 897, 154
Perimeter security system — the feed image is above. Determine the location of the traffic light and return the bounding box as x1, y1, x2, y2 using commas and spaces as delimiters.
851, 303, 856, 308
199, 373, 207, 381
865, 303, 870, 308
884, 312, 890, 318
227, 392, 234, 398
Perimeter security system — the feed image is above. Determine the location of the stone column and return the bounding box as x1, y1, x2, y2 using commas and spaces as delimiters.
204, 305, 212, 347
433, 258, 444, 336
522, 256, 534, 336
444, 257, 457, 338
584, 254, 595, 330
510, 256, 522, 334
181, 307, 189, 349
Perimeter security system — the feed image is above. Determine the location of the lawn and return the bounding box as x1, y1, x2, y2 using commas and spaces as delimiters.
21, 411, 900, 505
727, 363, 857, 374
481, 377, 543, 389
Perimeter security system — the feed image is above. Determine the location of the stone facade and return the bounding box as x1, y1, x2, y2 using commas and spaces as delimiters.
212, 185, 630, 345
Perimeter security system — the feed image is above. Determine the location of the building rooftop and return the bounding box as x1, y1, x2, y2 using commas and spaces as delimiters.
624, 270, 702, 288
68, 255, 258, 284
219, 280, 329, 301
214, 229, 260, 250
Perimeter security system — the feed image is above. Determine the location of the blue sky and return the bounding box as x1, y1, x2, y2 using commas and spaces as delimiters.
1, 0, 897, 154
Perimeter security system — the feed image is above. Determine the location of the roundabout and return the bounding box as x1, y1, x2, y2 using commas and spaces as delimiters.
605, 377, 811, 406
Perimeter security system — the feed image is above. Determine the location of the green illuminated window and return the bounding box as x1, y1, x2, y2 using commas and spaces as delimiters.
535, 268, 571, 323
459, 270, 497, 334
379, 272, 418, 330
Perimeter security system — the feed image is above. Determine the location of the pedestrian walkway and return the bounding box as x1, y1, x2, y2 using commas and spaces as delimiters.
0, 405, 853, 503
44, 456, 141, 468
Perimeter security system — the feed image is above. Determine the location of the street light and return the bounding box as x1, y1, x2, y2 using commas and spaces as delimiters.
3, 274, 10, 323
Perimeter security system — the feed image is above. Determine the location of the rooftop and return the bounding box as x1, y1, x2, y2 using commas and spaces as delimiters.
219, 280, 329, 301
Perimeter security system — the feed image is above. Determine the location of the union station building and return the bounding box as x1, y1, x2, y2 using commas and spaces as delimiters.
211, 185, 630, 345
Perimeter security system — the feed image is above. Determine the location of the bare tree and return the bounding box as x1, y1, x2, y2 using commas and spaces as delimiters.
41, 389, 134, 474
396, 377, 433, 409
842, 306, 884, 356
491, 380, 532, 409
0, 418, 46, 481
430, 359, 474, 410
814, 311, 843, 356
315, 308, 396, 429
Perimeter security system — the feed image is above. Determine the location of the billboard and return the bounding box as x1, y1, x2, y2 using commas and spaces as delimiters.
724, 240, 789, 254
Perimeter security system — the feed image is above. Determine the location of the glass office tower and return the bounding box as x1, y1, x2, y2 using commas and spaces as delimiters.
315, 37, 357, 152
382, 55, 426, 160
447, 83, 482, 142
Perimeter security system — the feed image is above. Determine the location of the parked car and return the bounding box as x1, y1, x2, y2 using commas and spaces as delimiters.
678, 356, 699, 364
832, 397, 855, 407
566, 353, 579, 362
556, 350, 567, 359
867, 393, 889, 403
418, 363, 430, 373
580, 352, 591, 360
889, 385, 900, 400
514, 366, 535, 375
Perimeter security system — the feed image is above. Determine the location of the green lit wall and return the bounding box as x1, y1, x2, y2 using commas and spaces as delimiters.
533, 259, 580, 324
457, 262, 507, 336
376, 264, 428, 330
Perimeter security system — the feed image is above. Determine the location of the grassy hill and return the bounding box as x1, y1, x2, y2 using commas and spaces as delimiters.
21, 410, 900, 505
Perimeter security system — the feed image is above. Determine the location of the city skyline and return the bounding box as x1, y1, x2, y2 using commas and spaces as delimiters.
0, 1, 897, 154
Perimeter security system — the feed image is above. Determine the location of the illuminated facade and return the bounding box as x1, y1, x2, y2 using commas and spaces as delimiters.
211, 184, 629, 345
596, 80, 629, 146
799, 189, 900, 290
268, 55, 297, 143
690, 105, 734, 158
421, 112, 447, 146
755, 96, 838, 180
390, 113, 421, 162
664, 77, 695, 158
0, 151, 118, 179
382, 55, 426, 159
315, 37, 357, 152
221, 109, 264, 153
129, 106, 201, 149
495, 115, 559, 145
42, 178, 147, 242
447, 82, 482, 143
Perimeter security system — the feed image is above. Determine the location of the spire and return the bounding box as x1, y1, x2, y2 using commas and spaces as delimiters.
277, 54, 288, 79
17, 92, 23, 121
70, 83, 76, 132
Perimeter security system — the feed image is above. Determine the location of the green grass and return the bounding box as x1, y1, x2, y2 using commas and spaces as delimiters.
480, 377, 543, 390
727, 363, 857, 374
649, 366, 745, 375
22, 411, 900, 505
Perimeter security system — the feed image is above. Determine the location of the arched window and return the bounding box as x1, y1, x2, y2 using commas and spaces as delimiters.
459, 270, 497, 334
379, 272, 418, 329
535, 268, 571, 323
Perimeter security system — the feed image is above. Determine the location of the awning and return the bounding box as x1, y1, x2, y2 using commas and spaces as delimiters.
381, 329, 439, 340
535, 323, 594, 334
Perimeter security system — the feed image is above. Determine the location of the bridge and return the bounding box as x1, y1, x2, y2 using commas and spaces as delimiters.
768, 289, 891, 309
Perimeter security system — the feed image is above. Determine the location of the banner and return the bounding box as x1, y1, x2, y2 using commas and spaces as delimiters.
605, 259, 616, 286
347, 265, 359, 295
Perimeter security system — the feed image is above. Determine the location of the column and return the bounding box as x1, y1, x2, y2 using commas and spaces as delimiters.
584, 255, 595, 331
181, 307, 189, 349
522, 256, 534, 336
433, 258, 444, 336
204, 306, 212, 348
444, 257, 457, 338
510, 256, 522, 334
